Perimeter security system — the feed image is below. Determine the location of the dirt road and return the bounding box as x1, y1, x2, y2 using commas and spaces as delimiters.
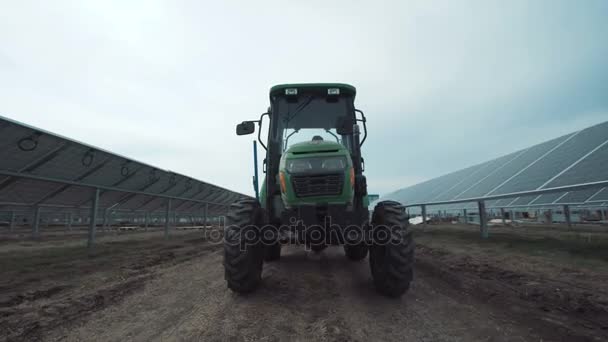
2, 227, 606, 341
46, 247, 551, 342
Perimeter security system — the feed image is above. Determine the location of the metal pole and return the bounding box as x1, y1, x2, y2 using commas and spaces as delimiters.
462, 209, 467, 224
102, 209, 108, 231
421, 204, 427, 230
601, 208, 606, 222
87, 188, 100, 248
547, 209, 553, 224
67, 212, 73, 231
478, 200, 488, 238
253, 140, 259, 200
563, 205, 572, 229
32, 206, 41, 238
500, 208, 506, 225
9, 211, 16, 232
204, 203, 209, 228
165, 199, 172, 239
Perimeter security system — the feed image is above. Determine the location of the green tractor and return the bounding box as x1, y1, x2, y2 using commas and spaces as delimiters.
224, 83, 414, 297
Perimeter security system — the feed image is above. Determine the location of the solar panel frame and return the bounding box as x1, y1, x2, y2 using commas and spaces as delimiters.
0, 115, 250, 216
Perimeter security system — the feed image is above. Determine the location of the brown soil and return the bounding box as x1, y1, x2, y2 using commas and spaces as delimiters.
0, 224, 606, 341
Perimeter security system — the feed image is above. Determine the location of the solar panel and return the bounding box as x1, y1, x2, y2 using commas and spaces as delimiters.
457, 134, 572, 198
443, 154, 515, 200
384, 120, 608, 210
555, 188, 600, 204
587, 187, 608, 202
528, 192, 567, 205
0, 115, 250, 215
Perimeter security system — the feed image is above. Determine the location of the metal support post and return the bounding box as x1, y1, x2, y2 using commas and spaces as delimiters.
601, 208, 606, 222
204, 203, 209, 228
421, 204, 427, 230
32, 206, 41, 238
564, 204, 572, 229
500, 208, 506, 225
165, 199, 172, 239
563, 205, 572, 229
67, 212, 73, 231
87, 188, 100, 248
462, 209, 467, 224
102, 209, 109, 231
9, 211, 16, 232
478, 200, 488, 238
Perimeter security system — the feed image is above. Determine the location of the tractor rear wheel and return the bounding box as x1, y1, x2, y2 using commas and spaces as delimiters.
264, 242, 281, 261
369, 201, 414, 297
344, 243, 368, 261
223, 199, 265, 294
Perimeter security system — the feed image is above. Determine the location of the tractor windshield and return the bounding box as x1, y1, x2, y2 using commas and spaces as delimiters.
271, 95, 354, 152
282, 128, 341, 151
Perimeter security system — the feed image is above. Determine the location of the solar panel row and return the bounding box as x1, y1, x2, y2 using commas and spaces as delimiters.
0, 115, 249, 215
385, 120, 608, 209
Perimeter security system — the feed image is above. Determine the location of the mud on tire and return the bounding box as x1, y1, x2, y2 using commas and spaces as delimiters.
223, 199, 265, 294
369, 201, 414, 297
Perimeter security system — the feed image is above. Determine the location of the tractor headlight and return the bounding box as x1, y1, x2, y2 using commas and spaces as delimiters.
285, 156, 347, 174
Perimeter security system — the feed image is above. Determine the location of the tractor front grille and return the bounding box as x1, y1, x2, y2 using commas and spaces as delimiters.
291, 173, 344, 197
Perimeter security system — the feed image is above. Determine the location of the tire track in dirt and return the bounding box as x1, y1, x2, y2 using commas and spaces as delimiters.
415, 244, 608, 341
47, 245, 551, 342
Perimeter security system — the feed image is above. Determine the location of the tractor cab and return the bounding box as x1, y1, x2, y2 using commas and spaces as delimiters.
237, 83, 368, 225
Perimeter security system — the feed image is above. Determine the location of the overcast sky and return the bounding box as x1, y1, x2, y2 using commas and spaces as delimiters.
1, 0, 607, 196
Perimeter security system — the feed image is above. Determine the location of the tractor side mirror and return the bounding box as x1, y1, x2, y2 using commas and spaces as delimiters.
236, 121, 255, 135
336, 117, 354, 135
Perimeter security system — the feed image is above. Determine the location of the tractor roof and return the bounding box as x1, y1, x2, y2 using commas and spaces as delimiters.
270, 83, 356, 98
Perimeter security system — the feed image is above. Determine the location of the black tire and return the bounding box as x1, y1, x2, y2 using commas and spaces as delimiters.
344, 243, 368, 261
369, 201, 414, 297
223, 199, 265, 294
265, 242, 281, 261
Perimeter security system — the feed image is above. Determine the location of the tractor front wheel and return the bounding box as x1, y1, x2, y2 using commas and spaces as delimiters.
369, 201, 414, 297
223, 199, 265, 294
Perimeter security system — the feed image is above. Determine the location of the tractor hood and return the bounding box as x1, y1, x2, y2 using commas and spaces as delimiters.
285, 140, 346, 155
278, 140, 354, 207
